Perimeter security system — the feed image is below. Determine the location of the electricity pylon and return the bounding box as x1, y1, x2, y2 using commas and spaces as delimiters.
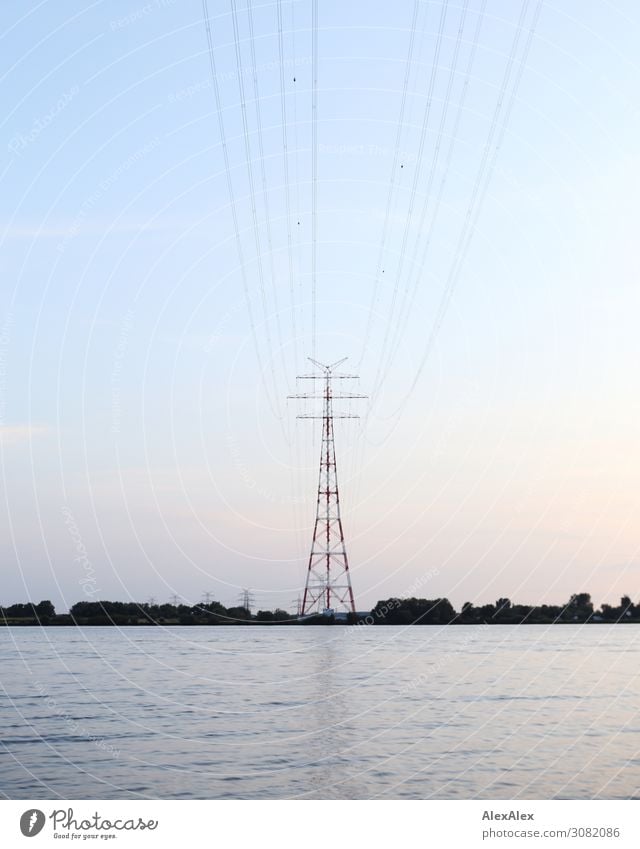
238, 588, 254, 613
289, 358, 366, 615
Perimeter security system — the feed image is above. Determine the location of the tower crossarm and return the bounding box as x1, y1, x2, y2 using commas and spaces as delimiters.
288, 393, 366, 399
295, 373, 360, 380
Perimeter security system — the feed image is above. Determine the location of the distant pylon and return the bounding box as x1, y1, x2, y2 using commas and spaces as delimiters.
289, 358, 366, 615
238, 588, 254, 613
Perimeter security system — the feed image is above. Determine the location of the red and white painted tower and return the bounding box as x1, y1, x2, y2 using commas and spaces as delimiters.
290, 358, 366, 615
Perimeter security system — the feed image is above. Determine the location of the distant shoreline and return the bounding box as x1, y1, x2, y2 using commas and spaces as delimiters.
2, 621, 639, 627
1, 593, 637, 626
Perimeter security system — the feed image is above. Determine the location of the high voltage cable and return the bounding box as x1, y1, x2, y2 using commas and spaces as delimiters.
382, 0, 544, 421
311, 0, 318, 359
201, 0, 282, 421
369, 0, 450, 395
277, 0, 298, 368
357, 0, 421, 368
376, 0, 473, 384
292, 1, 309, 563
229, 0, 285, 423
351, 0, 422, 522
385, 0, 487, 378
369, 0, 525, 419
278, 0, 305, 562
291, 1, 304, 357
246, 0, 289, 393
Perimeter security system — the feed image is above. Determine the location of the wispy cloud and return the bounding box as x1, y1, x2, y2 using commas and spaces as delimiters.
0, 425, 49, 446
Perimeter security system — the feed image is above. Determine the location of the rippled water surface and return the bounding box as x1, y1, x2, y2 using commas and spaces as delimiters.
1, 625, 640, 799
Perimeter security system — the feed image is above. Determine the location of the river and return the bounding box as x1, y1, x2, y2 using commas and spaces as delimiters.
1, 625, 639, 799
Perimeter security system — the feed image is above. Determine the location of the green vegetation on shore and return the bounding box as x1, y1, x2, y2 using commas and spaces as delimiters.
0, 593, 638, 625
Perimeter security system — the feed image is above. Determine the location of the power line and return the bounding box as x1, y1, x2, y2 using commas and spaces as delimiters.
395, 0, 542, 413
246, 0, 289, 390
277, 0, 298, 366
350, 2, 424, 522
311, 0, 318, 358
369, 0, 541, 422
379, 0, 471, 385
229, 0, 283, 416
290, 1, 305, 368
279, 0, 307, 561
369, 0, 449, 396
358, 0, 421, 368
201, 0, 283, 422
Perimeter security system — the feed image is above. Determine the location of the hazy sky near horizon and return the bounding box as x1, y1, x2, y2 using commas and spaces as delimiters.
2, 0, 640, 613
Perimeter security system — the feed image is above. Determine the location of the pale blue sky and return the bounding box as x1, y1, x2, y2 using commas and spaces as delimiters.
2, 0, 640, 613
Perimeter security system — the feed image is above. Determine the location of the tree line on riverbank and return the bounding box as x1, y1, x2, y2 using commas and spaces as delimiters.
0, 593, 638, 625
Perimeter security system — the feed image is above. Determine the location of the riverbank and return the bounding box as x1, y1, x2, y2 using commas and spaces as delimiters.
1, 593, 637, 626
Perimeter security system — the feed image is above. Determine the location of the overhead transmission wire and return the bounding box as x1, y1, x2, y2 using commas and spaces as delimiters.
291, 1, 304, 366
277, 0, 305, 566
349, 1, 481, 526
218, 2, 304, 575
201, 0, 282, 421
357, 0, 421, 368
368, 0, 450, 397
291, 3, 313, 568
311, 0, 318, 359
290, 0, 302, 285
228, 0, 286, 425
356, 0, 537, 532
246, 0, 290, 395
381, 0, 544, 421
375, 0, 474, 388
277, 0, 298, 368
247, 0, 299, 565
353, 1, 450, 509
351, 0, 423, 531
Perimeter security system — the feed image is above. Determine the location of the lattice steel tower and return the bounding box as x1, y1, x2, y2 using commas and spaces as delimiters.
290, 358, 366, 615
